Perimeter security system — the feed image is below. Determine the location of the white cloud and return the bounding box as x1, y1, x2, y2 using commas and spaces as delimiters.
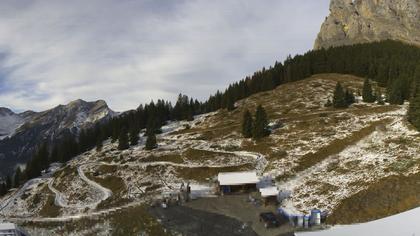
0, 0, 329, 112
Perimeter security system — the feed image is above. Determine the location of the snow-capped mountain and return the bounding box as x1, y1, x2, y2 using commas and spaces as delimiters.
0, 108, 24, 140
0, 108, 36, 140
0, 99, 116, 176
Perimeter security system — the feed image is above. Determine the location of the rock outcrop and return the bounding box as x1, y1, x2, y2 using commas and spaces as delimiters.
315, 0, 420, 49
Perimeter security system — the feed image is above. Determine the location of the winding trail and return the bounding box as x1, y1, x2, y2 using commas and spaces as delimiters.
77, 164, 112, 203
9, 201, 145, 223
1, 117, 268, 222
160, 132, 268, 175
193, 147, 268, 175
47, 163, 112, 209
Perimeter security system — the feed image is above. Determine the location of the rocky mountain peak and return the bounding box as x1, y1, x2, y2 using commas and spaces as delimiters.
30, 99, 116, 131
0, 107, 16, 116
315, 0, 420, 49
0, 99, 116, 176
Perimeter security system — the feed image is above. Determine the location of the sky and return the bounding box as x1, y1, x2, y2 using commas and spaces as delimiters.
0, 0, 330, 112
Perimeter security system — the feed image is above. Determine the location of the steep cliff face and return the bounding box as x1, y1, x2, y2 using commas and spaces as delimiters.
315, 0, 420, 49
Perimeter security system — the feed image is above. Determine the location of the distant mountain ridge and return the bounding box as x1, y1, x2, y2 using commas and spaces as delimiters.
315, 0, 420, 49
0, 108, 37, 140
0, 108, 26, 140
0, 99, 116, 176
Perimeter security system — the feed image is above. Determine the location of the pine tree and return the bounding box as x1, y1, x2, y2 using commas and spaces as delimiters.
5, 175, 11, 190
227, 96, 235, 111
388, 80, 404, 105
186, 107, 194, 121
118, 128, 129, 150
333, 82, 347, 108
408, 67, 420, 130
362, 78, 375, 103
252, 105, 270, 139
13, 167, 21, 188
146, 114, 162, 134
96, 138, 103, 152
49, 146, 59, 163
129, 127, 140, 146
241, 109, 253, 138
345, 89, 355, 106
111, 127, 119, 143
0, 183, 6, 196
377, 91, 385, 105
145, 132, 157, 150
25, 142, 50, 179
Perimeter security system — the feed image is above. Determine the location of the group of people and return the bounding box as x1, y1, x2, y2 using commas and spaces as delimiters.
160, 182, 192, 209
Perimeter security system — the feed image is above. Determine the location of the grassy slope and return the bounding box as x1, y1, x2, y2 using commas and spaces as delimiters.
8, 73, 420, 229
174, 73, 399, 176
170, 73, 420, 222
328, 172, 420, 224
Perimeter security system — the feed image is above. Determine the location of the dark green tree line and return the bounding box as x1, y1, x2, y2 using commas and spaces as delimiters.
16, 40, 420, 189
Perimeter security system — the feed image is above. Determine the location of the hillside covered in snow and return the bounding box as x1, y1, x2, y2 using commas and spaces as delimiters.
1, 73, 419, 235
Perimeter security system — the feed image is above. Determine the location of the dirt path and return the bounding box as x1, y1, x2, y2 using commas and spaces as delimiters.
46, 163, 112, 210
9, 201, 145, 223
77, 165, 112, 204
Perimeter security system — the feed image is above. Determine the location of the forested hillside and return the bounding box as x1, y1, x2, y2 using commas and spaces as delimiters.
3, 40, 420, 196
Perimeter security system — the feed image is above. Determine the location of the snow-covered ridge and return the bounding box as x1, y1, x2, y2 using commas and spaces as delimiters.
0, 108, 33, 140
0, 99, 116, 177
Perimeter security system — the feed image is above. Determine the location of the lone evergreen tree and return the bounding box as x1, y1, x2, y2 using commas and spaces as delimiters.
13, 167, 21, 188
362, 78, 375, 103
241, 109, 253, 138
118, 128, 129, 150
333, 82, 347, 108
345, 89, 355, 106
145, 132, 157, 150
252, 105, 270, 139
